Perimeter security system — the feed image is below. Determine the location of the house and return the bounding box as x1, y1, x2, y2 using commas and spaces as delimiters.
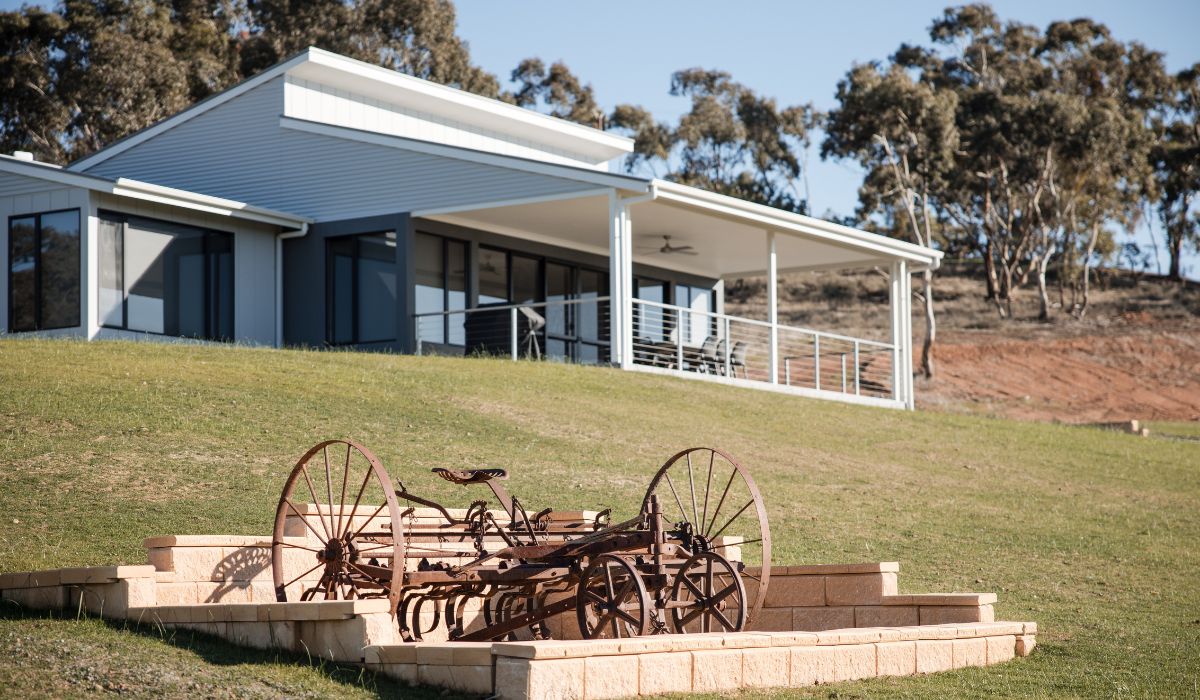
1, 47, 941, 409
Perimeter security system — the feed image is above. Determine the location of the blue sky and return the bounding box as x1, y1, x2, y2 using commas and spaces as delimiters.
453, 0, 1200, 276
3, 0, 1196, 273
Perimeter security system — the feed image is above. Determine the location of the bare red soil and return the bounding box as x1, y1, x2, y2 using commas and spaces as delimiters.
919, 328, 1200, 423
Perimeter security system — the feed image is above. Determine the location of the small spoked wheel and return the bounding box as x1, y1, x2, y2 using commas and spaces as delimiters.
271, 439, 405, 606
670, 551, 746, 633
642, 447, 771, 625
576, 554, 650, 639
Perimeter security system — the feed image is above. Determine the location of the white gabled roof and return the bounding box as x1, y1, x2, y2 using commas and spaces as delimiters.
2, 154, 311, 228
70, 47, 633, 173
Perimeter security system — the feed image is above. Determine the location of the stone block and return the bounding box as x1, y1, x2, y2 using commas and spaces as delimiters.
793, 606, 854, 631
876, 640, 917, 676
915, 639, 954, 674
226, 621, 275, 650
762, 631, 819, 647
855, 605, 918, 628
527, 658, 585, 700
2, 585, 65, 610
986, 634, 1016, 664
742, 647, 790, 688
816, 628, 883, 645
916, 624, 959, 640
359, 612, 397, 647
791, 644, 875, 685
748, 607, 794, 632
785, 562, 899, 575
691, 649, 742, 692
763, 574, 825, 607
1016, 634, 1036, 657
1022, 622, 1038, 635
825, 572, 897, 605
414, 644, 455, 666
495, 657, 531, 700
920, 604, 992, 625
638, 651, 692, 695
953, 637, 988, 669
154, 582, 200, 606
583, 654, 639, 699
419, 664, 492, 695
377, 663, 418, 684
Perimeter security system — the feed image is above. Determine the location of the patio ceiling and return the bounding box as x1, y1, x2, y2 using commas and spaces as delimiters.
418, 184, 939, 280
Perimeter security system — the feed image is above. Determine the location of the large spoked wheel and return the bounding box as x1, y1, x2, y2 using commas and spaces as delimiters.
576, 554, 651, 639
642, 447, 771, 626
272, 439, 406, 609
670, 551, 747, 633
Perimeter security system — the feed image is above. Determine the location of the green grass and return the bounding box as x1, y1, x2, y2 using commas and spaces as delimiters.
1, 337, 1198, 698
1146, 421, 1200, 440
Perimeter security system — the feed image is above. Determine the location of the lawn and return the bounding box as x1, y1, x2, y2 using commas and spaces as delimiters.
0, 338, 1197, 698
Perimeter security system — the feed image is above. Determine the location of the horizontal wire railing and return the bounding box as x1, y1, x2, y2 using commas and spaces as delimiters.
414, 296, 896, 399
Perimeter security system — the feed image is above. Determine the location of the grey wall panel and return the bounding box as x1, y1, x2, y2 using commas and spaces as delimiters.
83, 78, 603, 222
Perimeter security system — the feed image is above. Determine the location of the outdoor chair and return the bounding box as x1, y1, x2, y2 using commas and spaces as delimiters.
730, 341, 748, 379
698, 335, 721, 373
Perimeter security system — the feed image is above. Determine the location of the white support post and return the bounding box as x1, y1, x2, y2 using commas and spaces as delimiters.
766, 231, 779, 384
901, 262, 915, 409
607, 191, 624, 367
889, 260, 908, 406
621, 205, 635, 370
510, 307, 518, 360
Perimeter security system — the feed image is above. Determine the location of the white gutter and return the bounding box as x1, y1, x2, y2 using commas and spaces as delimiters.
275, 224, 309, 347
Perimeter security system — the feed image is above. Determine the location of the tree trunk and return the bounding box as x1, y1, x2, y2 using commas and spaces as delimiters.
920, 268, 935, 379
1035, 254, 1052, 321
1078, 222, 1100, 319
1169, 231, 1183, 281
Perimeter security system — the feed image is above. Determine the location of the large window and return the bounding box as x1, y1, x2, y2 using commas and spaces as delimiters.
98, 213, 233, 340
328, 232, 397, 345
676, 283, 714, 344
415, 232, 466, 345
8, 209, 80, 332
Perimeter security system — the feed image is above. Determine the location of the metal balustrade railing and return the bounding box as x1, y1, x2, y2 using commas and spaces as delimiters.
414, 296, 611, 364
630, 298, 895, 399
413, 296, 896, 399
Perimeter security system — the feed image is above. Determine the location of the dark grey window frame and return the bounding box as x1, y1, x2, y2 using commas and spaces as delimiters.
96, 210, 235, 341
414, 231, 469, 346
325, 232, 398, 346
7, 208, 81, 332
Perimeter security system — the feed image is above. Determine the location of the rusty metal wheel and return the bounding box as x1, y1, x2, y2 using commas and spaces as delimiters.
576, 554, 651, 639
272, 439, 405, 609
669, 551, 747, 633
641, 447, 771, 626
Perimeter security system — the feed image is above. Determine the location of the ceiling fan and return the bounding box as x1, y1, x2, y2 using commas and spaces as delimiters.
647, 235, 698, 256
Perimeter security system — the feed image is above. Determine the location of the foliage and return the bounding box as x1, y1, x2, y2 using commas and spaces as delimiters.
609, 69, 817, 213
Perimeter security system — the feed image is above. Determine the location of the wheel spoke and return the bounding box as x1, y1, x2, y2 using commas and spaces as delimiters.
337, 443, 352, 538
299, 464, 333, 542
701, 450, 715, 537
708, 582, 739, 606
705, 468, 738, 537
283, 560, 324, 590
662, 473, 690, 526
343, 463, 375, 540
322, 446, 336, 545
276, 540, 325, 554
349, 501, 390, 540
284, 497, 330, 543
708, 537, 763, 552
613, 607, 640, 626
686, 452, 700, 527
682, 575, 705, 599
710, 499, 755, 541
711, 606, 735, 631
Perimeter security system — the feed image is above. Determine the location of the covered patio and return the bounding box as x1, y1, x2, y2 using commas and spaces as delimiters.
411, 179, 941, 410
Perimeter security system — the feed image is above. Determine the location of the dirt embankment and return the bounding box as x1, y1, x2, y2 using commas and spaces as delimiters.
919, 329, 1200, 423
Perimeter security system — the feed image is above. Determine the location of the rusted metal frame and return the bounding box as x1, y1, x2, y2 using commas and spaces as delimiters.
458, 595, 578, 642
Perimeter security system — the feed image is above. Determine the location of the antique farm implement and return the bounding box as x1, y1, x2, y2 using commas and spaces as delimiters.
271, 440, 770, 641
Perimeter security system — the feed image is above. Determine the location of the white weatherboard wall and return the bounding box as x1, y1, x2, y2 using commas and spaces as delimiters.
0, 171, 90, 338
80, 77, 612, 222
283, 76, 604, 170
92, 193, 279, 345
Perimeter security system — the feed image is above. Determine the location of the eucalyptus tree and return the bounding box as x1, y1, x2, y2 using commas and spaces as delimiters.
822, 62, 957, 377
508, 58, 603, 127
1151, 64, 1200, 281
609, 69, 815, 213
0, 6, 68, 161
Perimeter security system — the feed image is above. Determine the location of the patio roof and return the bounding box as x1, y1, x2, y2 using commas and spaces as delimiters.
414, 180, 942, 280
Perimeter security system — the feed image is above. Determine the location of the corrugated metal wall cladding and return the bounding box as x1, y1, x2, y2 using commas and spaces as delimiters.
80, 76, 601, 221
0, 171, 72, 198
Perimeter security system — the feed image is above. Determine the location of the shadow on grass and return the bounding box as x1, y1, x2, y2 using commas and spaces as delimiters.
0, 603, 467, 700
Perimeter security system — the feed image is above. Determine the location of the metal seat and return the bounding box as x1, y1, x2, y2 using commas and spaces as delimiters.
432, 467, 508, 485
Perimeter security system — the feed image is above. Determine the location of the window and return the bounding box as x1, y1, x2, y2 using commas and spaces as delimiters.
676, 284, 714, 344
415, 232, 466, 346
477, 247, 508, 305
98, 213, 233, 340
8, 209, 80, 332
634, 278, 667, 342
328, 232, 397, 345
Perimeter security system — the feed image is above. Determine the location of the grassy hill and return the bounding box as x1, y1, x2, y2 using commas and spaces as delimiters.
0, 338, 1197, 698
